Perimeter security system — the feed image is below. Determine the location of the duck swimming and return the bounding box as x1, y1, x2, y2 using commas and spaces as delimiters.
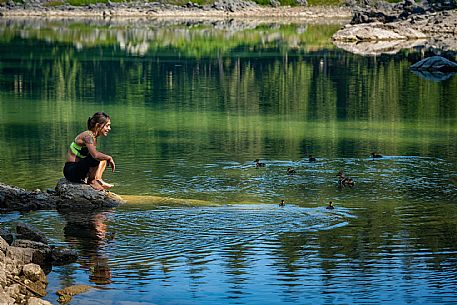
287, 167, 296, 174
326, 201, 334, 210
308, 155, 317, 162
255, 159, 266, 168
371, 152, 383, 159
337, 171, 355, 187
279, 200, 285, 207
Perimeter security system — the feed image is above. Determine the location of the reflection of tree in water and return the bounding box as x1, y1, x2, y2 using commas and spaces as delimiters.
60, 209, 114, 285
223, 243, 251, 298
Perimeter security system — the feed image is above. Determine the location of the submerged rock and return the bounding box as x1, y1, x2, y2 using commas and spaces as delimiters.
56, 284, 93, 296
56, 284, 93, 304
55, 178, 125, 210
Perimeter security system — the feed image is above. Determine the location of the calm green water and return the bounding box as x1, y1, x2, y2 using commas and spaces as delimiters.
1, 17, 457, 305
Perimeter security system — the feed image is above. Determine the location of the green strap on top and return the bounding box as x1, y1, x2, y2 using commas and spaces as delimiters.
70, 141, 87, 158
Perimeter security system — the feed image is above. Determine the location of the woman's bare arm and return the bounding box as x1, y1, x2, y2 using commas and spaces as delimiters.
84, 134, 116, 172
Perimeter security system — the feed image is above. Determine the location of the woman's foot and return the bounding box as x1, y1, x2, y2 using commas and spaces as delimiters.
89, 180, 106, 191
97, 179, 113, 189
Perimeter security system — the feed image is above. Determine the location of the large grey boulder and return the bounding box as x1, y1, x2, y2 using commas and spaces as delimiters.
55, 178, 125, 210
410, 55, 457, 71
1, 179, 124, 212
6, 246, 35, 265
0, 183, 57, 211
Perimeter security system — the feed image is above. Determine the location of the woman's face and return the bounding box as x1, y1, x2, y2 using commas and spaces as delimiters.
98, 119, 111, 137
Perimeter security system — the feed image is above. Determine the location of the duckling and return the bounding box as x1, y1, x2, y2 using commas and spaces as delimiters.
371, 152, 383, 159
279, 200, 285, 207
345, 178, 355, 187
326, 201, 334, 210
308, 155, 317, 162
337, 171, 355, 187
255, 159, 266, 168
287, 167, 296, 174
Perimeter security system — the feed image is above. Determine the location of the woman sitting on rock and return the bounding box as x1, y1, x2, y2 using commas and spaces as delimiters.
63, 112, 115, 190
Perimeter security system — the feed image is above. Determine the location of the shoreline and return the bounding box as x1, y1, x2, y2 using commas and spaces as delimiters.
0, 4, 353, 19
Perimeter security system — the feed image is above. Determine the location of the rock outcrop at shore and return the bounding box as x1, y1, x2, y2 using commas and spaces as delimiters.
0, 0, 352, 19
0, 222, 80, 304
0, 183, 57, 211
1, 222, 78, 268
0, 179, 122, 304
0, 235, 52, 305
333, 1, 457, 55
1, 179, 125, 212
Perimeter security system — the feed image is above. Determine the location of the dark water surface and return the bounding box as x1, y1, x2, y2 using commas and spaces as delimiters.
1, 17, 457, 304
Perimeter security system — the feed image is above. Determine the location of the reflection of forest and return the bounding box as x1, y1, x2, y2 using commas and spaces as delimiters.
1, 33, 456, 156
0, 18, 340, 56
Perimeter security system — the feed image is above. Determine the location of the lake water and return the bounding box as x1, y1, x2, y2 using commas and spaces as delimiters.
1, 17, 457, 305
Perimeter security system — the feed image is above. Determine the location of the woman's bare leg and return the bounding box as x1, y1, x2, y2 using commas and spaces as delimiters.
88, 161, 113, 190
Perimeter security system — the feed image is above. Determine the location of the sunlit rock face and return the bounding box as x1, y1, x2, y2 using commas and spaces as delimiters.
332, 22, 427, 42
0, 236, 50, 305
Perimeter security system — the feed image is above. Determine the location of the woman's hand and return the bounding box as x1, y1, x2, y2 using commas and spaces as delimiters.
108, 157, 116, 172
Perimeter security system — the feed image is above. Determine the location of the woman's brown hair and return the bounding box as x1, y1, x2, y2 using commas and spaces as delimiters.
87, 112, 110, 131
